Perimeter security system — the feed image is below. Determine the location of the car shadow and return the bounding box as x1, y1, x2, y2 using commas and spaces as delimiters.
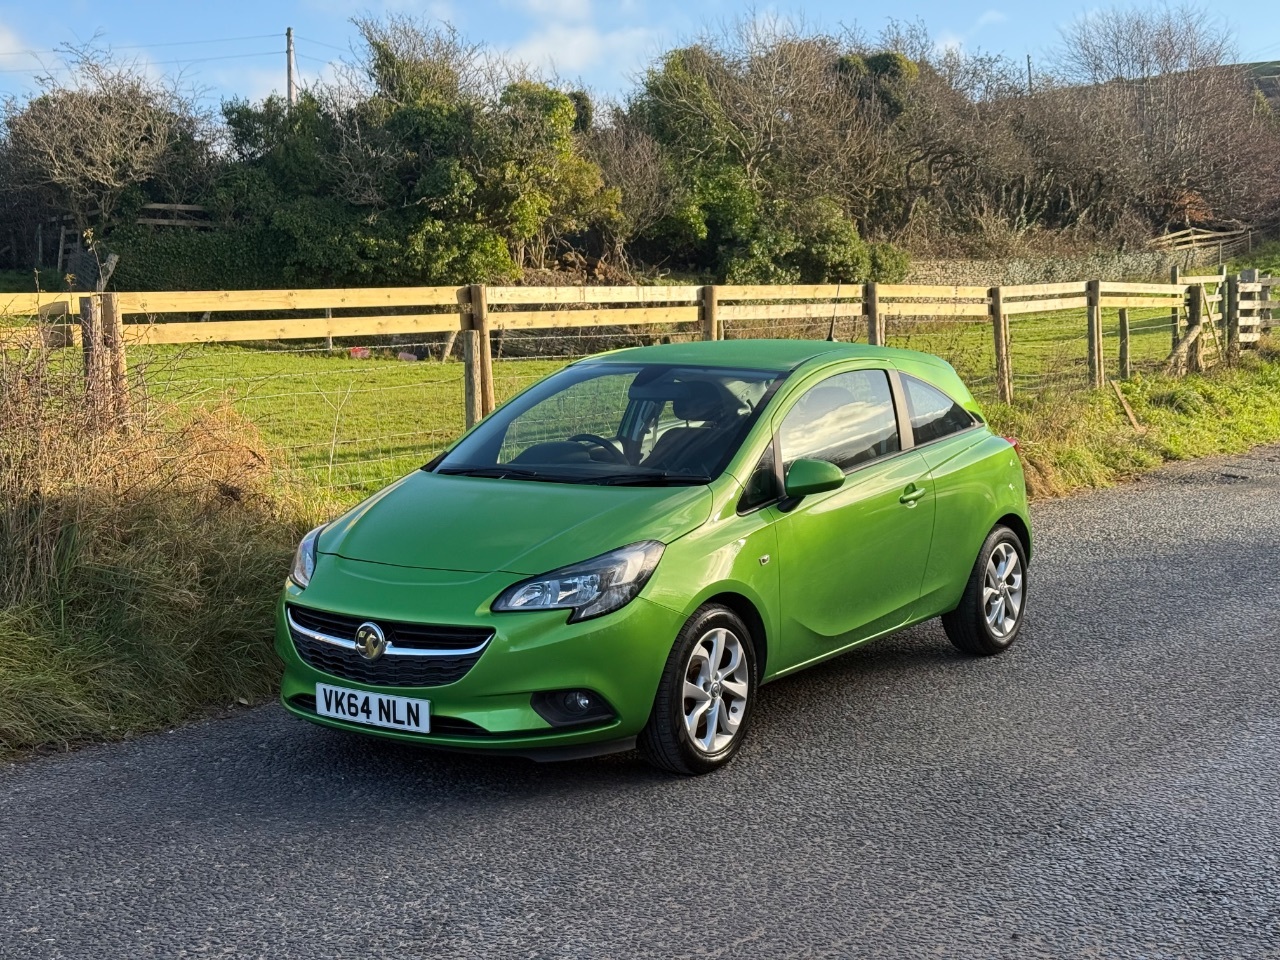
269, 619, 989, 791
102, 614, 1031, 829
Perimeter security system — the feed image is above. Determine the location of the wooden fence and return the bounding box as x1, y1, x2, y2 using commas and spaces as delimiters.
2, 274, 1273, 432
1150, 226, 1255, 262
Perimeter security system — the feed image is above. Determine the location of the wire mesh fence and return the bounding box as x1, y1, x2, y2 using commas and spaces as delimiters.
130, 339, 470, 493
3, 273, 1268, 502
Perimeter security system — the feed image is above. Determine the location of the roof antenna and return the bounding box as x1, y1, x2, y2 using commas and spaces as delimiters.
826, 281, 842, 342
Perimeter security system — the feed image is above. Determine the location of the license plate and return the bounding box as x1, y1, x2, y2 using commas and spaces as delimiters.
316, 683, 431, 734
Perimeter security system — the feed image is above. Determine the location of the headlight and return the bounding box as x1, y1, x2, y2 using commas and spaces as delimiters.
290, 525, 326, 589
492, 541, 665, 622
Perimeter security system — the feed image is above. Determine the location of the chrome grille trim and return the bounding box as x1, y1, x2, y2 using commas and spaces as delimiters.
285, 610, 493, 658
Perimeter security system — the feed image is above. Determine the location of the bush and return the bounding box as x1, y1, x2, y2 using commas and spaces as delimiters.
108, 224, 287, 291
0, 344, 322, 754
984, 359, 1280, 498
869, 242, 910, 282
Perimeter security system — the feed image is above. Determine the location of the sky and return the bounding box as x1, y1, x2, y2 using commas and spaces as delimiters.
2, 0, 1279, 106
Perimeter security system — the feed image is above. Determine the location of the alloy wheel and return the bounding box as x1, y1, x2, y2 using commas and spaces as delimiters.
983, 542, 1024, 639
682, 627, 750, 754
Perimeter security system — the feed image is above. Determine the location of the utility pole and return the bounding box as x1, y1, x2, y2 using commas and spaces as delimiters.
286, 27, 298, 107
1026, 54, 1033, 95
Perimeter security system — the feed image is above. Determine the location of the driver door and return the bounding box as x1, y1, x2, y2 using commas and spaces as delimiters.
771, 367, 935, 659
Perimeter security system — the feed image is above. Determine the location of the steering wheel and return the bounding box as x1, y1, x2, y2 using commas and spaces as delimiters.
568, 433, 628, 464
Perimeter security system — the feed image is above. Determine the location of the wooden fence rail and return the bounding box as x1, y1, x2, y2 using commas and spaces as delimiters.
1, 275, 1271, 429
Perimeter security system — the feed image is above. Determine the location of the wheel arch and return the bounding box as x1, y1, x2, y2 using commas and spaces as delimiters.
995, 512, 1032, 562
701, 591, 769, 679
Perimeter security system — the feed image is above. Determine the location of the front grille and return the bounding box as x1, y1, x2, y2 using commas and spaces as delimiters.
288, 606, 490, 651
287, 605, 491, 688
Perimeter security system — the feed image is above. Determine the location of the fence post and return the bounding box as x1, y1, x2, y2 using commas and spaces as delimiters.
1170, 264, 1182, 352
989, 286, 1012, 403
1186, 283, 1203, 373
456, 287, 483, 429
1225, 274, 1240, 366
700, 285, 720, 341
469, 283, 495, 416
1262, 273, 1274, 335
1118, 308, 1131, 380
865, 282, 882, 346
79, 294, 109, 429
101, 292, 130, 428
1086, 279, 1103, 389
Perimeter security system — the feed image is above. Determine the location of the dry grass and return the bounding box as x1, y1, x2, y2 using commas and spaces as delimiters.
0, 339, 324, 755
4, 312, 1280, 756
985, 353, 1280, 498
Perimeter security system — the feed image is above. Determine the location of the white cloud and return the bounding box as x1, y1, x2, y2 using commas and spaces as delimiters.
932, 9, 1007, 54
514, 0, 593, 22
509, 21, 655, 76
934, 32, 965, 55
0, 21, 56, 85
210, 65, 285, 103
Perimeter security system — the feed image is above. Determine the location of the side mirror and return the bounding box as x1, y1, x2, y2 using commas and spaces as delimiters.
783, 458, 845, 498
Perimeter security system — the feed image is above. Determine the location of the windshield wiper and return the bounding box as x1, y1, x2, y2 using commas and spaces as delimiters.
436, 466, 555, 481
592, 472, 712, 486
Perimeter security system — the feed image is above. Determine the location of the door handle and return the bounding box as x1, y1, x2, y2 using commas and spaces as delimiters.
899, 484, 926, 505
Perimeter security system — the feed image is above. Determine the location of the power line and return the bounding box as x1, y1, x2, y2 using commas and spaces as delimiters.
0, 33, 280, 59
0, 50, 282, 74
296, 36, 349, 54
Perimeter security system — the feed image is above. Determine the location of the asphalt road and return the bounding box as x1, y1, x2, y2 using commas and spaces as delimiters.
3, 447, 1280, 959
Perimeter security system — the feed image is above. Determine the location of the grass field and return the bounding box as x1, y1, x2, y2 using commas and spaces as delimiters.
0, 268, 64, 294
107, 302, 1197, 497
4, 284, 1278, 757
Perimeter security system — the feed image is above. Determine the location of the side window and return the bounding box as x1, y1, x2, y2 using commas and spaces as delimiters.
779, 370, 900, 472
738, 443, 778, 512
901, 375, 976, 445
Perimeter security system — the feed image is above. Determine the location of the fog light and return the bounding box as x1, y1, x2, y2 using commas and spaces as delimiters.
531, 689, 615, 728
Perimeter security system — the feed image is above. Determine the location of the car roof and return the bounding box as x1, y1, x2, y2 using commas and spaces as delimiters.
578, 338, 953, 373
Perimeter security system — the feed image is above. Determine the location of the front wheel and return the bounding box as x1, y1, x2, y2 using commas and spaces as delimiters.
639, 604, 758, 775
942, 525, 1028, 656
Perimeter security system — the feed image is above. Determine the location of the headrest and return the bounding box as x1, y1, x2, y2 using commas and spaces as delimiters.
673, 381, 729, 422
629, 378, 736, 423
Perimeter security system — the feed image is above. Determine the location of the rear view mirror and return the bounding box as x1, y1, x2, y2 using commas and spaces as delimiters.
784, 458, 845, 498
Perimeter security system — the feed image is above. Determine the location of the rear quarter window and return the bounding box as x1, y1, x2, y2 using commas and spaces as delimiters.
902, 375, 977, 445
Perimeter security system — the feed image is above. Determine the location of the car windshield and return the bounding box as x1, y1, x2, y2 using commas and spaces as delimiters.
434, 362, 786, 485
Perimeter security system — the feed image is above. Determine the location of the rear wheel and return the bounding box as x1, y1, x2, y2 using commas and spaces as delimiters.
942, 525, 1027, 656
639, 604, 757, 775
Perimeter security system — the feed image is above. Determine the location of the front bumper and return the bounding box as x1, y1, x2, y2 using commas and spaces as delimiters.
275, 559, 685, 757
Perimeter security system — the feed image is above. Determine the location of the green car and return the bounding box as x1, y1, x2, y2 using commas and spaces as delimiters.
277, 340, 1030, 774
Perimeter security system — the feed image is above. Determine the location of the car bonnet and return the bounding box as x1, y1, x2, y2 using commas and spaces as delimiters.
318, 470, 714, 576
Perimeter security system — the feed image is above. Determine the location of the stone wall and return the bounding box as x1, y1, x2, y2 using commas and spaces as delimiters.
905, 249, 1211, 287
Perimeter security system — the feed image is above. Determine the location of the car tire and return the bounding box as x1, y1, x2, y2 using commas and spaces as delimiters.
639, 603, 758, 775
942, 524, 1028, 657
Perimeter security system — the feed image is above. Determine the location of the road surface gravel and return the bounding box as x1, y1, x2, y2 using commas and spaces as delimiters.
3, 446, 1279, 958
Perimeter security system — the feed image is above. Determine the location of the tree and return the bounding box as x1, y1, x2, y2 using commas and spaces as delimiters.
1051, 5, 1280, 231
1, 45, 209, 233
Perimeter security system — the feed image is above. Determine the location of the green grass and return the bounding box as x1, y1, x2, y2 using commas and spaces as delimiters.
1229, 240, 1280, 277
4, 323, 1280, 757
126, 304, 1194, 499
134, 344, 567, 493
0, 357, 328, 757
886, 305, 1186, 393
0, 268, 65, 293
984, 352, 1280, 496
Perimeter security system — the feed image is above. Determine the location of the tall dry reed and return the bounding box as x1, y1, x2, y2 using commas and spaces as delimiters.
0, 333, 316, 754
